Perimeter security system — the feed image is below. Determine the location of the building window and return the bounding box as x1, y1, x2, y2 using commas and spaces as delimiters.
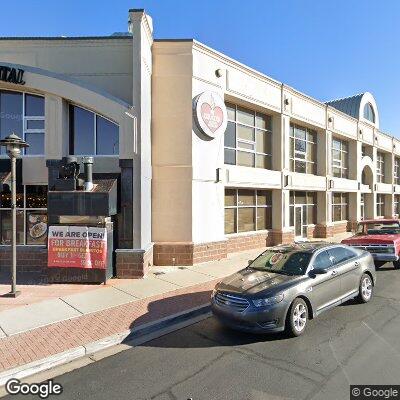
332, 193, 348, 222
0, 91, 45, 155
224, 103, 272, 169
224, 188, 272, 234
361, 145, 366, 157
376, 152, 385, 183
394, 195, 400, 216
0, 184, 47, 245
360, 193, 365, 220
69, 105, 119, 155
363, 103, 375, 123
289, 191, 317, 226
289, 124, 316, 174
376, 194, 384, 217
332, 138, 348, 178
395, 158, 400, 185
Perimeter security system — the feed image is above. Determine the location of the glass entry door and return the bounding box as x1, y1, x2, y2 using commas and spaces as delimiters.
294, 205, 307, 239
295, 206, 303, 238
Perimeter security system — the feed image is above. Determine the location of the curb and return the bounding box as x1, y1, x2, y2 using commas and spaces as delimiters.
0, 304, 211, 387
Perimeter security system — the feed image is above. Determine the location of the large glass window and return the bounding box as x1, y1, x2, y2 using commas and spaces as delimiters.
332, 193, 348, 222
332, 138, 348, 178
289, 124, 316, 174
395, 158, 400, 185
224, 103, 272, 169
0, 185, 47, 245
69, 105, 119, 156
363, 103, 375, 123
224, 188, 272, 234
376, 152, 385, 183
0, 91, 45, 155
376, 194, 384, 217
394, 195, 400, 217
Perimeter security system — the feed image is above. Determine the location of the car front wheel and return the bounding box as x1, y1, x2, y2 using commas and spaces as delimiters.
357, 273, 373, 303
286, 298, 308, 337
393, 260, 400, 269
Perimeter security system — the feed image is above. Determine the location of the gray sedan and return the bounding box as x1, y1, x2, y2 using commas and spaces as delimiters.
211, 242, 376, 336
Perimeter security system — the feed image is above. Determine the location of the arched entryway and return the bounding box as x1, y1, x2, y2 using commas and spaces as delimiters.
360, 163, 374, 220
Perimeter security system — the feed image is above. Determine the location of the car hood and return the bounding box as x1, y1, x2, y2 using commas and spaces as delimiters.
342, 234, 399, 245
217, 268, 300, 296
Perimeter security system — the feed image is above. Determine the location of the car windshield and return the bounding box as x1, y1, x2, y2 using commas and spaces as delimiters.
249, 249, 312, 276
357, 222, 400, 235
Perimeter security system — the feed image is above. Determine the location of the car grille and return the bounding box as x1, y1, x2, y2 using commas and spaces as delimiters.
214, 292, 250, 312
353, 244, 394, 254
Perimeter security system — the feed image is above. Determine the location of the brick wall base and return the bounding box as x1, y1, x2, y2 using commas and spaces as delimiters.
115, 246, 153, 278
315, 224, 334, 238
269, 230, 295, 245
154, 241, 227, 266
307, 225, 317, 239
347, 220, 358, 231
227, 232, 271, 253
315, 222, 349, 238
333, 221, 348, 235
0, 246, 47, 284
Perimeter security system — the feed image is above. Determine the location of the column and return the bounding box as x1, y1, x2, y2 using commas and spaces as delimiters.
115, 9, 154, 278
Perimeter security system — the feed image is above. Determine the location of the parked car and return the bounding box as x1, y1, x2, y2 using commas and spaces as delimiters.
342, 219, 400, 269
211, 243, 375, 337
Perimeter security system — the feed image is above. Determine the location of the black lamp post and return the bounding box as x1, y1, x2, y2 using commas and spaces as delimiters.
0, 133, 29, 298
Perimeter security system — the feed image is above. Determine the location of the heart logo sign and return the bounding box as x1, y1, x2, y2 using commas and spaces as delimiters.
200, 103, 224, 133
193, 91, 227, 139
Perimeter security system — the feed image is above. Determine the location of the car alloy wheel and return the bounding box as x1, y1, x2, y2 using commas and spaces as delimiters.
293, 303, 307, 332
358, 273, 373, 303
361, 276, 372, 300
286, 298, 308, 337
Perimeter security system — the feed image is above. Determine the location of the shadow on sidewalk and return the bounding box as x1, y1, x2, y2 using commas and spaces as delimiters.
127, 289, 288, 349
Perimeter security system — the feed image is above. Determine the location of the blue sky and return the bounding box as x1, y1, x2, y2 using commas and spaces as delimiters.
1, 0, 399, 135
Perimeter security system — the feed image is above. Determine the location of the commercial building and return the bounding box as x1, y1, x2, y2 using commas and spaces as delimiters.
0, 9, 399, 279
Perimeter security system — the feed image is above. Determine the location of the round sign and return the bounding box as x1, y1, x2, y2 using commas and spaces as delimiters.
193, 91, 228, 139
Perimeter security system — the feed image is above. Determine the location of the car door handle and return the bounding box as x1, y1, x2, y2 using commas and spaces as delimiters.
331, 270, 338, 276
354, 261, 360, 267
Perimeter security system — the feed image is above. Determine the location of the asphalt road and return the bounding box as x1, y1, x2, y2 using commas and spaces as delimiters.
6, 264, 400, 400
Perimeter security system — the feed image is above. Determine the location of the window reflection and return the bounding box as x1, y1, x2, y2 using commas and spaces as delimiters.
0, 91, 45, 155
70, 105, 119, 155
96, 116, 119, 155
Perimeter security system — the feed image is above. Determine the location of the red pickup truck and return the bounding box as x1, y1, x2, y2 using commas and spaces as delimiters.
342, 219, 400, 269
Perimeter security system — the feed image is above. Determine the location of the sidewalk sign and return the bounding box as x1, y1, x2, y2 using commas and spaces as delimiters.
48, 225, 107, 269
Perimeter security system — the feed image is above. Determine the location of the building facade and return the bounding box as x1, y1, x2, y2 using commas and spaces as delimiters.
0, 9, 399, 279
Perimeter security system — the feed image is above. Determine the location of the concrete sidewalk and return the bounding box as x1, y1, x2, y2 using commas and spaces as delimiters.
0, 248, 264, 383
0, 232, 351, 383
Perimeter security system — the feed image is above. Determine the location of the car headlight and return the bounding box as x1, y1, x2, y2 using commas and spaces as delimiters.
211, 288, 218, 299
252, 293, 284, 307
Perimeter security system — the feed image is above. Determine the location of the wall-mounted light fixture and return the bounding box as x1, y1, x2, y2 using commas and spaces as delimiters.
284, 98, 290, 106
215, 69, 224, 78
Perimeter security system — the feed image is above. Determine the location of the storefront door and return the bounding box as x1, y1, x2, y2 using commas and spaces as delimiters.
294, 205, 307, 240
294, 206, 303, 239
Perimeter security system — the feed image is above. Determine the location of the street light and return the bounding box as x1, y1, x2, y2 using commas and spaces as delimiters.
0, 133, 29, 298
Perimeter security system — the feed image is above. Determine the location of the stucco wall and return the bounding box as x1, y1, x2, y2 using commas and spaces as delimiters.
0, 37, 133, 104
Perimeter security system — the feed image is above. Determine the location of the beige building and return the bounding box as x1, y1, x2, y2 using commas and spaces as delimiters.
0, 9, 399, 278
